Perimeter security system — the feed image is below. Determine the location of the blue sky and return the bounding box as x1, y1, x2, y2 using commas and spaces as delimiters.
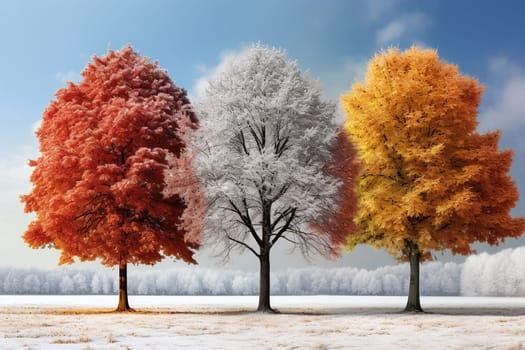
1, 0, 524, 270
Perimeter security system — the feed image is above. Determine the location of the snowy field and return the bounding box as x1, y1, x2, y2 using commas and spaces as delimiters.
1, 295, 525, 349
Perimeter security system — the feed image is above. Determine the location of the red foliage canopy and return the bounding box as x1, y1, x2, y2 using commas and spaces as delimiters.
312, 128, 359, 254
21, 46, 201, 267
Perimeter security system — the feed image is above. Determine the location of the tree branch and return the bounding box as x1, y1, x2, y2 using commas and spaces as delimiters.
247, 122, 263, 153
239, 131, 250, 156
276, 137, 289, 157
269, 183, 290, 202
228, 199, 262, 247
271, 207, 297, 246
273, 233, 298, 245
227, 235, 260, 257
270, 206, 294, 231
245, 121, 268, 154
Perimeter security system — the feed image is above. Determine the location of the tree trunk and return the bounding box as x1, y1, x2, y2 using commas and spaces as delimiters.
256, 251, 275, 312
116, 261, 132, 312
405, 240, 423, 312
257, 200, 277, 313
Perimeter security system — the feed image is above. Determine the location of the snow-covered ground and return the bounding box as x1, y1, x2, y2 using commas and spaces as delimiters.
1, 295, 525, 349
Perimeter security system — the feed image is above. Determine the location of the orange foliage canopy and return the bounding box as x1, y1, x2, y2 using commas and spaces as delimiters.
342, 47, 525, 261
21, 46, 201, 267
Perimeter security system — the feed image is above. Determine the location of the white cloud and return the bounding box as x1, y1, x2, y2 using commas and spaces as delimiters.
190, 49, 239, 100
31, 119, 41, 134
0, 146, 53, 268
192, 75, 210, 101
55, 70, 80, 85
194, 63, 208, 75
479, 57, 525, 131
376, 12, 431, 46
413, 40, 431, 50
0, 146, 37, 202
343, 57, 368, 85
488, 56, 522, 77
364, 0, 403, 21
315, 56, 368, 123
319, 56, 368, 100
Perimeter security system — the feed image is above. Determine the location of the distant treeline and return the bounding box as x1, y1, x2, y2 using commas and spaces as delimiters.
1, 247, 524, 296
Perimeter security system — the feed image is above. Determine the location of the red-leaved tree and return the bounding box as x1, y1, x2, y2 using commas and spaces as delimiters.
21, 46, 201, 311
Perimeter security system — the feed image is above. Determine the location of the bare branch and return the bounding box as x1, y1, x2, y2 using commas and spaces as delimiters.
274, 234, 298, 245
270, 206, 294, 231
239, 131, 250, 156
271, 207, 297, 246
227, 199, 262, 247
272, 120, 290, 157
269, 183, 290, 203
227, 235, 260, 257
247, 122, 263, 153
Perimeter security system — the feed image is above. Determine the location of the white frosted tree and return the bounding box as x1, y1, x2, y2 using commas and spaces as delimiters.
22, 274, 41, 294
91, 274, 102, 294
59, 276, 75, 294
193, 44, 341, 312
73, 272, 89, 294
3, 271, 21, 294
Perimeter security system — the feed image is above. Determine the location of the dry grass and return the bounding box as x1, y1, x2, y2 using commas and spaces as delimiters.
79, 336, 90, 343
34, 307, 251, 316
41, 308, 118, 315
51, 337, 89, 344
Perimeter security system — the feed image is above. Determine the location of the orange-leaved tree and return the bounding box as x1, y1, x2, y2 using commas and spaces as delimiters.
21, 46, 202, 311
341, 47, 525, 312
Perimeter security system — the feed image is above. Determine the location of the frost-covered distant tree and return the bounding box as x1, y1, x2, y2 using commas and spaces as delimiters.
193, 44, 344, 312
22, 274, 41, 294
3, 271, 21, 294
91, 274, 102, 294
60, 276, 75, 294
73, 273, 89, 294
